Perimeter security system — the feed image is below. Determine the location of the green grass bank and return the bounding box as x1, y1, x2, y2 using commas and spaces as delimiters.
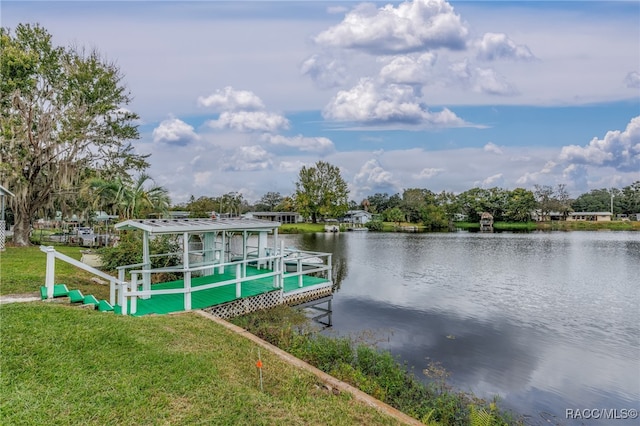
1, 303, 403, 425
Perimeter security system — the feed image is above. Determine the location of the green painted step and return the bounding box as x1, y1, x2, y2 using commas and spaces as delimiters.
68, 289, 85, 303
39, 284, 69, 300
83, 294, 99, 306
97, 300, 114, 312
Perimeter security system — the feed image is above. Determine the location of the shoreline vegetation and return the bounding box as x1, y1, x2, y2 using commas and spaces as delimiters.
230, 306, 522, 425
278, 220, 640, 233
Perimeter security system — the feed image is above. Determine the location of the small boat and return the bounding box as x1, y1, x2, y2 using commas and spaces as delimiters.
283, 250, 324, 272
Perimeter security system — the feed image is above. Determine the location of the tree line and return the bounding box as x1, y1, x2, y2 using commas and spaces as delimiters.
176, 178, 640, 230
2, 24, 638, 246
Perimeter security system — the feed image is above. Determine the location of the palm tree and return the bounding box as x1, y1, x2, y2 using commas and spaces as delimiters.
81, 173, 170, 219
124, 173, 170, 219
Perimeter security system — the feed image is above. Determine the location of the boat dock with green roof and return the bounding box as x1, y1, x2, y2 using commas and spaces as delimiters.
41, 217, 333, 317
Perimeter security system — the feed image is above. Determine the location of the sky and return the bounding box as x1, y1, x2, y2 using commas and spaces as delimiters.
4, 0, 640, 204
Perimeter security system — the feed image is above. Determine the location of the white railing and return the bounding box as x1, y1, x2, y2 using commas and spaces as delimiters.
39, 245, 128, 307
40, 243, 332, 316
124, 252, 285, 315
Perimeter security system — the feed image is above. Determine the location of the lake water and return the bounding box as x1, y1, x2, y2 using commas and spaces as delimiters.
280, 231, 640, 425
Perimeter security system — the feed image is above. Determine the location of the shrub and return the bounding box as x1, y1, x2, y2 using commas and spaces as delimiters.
99, 232, 181, 280
365, 220, 384, 231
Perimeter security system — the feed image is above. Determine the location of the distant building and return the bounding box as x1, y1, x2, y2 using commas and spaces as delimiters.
167, 211, 190, 219
566, 212, 612, 222
244, 212, 302, 224
531, 210, 565, 221
341, 210, 373, 225
480, 212, 494, 231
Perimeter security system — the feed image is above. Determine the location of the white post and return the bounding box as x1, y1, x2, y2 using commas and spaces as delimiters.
109, 279, 116, 306
184, 271, 192, 311
203, 232, 215, 276
183, 231, 191, 310
280, 240, 285, 289
45, 246, 56, 299
117, 268, 125, 306
298, 258, 303, 288
142, 231, 151, 299
130, 274, 138, 314
219, 231, 225, 274
257, 231, 267, 269
235, 263, 241, 298
119, 282, 128, 315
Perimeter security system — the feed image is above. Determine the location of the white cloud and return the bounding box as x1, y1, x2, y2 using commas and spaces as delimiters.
278, 160, 308, 173
193, 171, 213, 188
314, 0, 469, 55
262, 134, 335, 154
300, 54, 348, 89
474, 32, 535, 61
484, 142, 503, 155
449, 60, 517, 96
624, 71, 640, 89
413, 167, 445, 179
197, 86, 265, 112
207, 111, 290, 133
323, 78, 466, 127
478, 173, 504, 187
152, 117, 199, 145
558, 116, 640, 172
378, 53, 437, 85
224, 145, 272, 171
351, 158, 400, 199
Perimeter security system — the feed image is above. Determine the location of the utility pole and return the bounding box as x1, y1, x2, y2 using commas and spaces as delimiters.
610, 191, 614, 216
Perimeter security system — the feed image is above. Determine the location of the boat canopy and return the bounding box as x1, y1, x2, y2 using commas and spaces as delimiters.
115, 217, 280, 235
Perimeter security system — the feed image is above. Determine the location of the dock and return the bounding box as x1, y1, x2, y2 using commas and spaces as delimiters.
40, 218, 333, 318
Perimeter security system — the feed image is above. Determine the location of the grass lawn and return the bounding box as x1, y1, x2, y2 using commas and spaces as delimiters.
1, 303, 401, 425
279, 223, 326, 233
0, 245, 110, 300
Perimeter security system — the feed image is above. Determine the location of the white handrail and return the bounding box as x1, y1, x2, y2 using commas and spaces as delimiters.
40, 244, 332, 316
39, 245, 128, 306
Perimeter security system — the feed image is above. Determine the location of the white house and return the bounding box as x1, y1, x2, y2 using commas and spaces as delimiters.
341, 210, 373, 225
566, 212, 613, 222
244, 211, 302, 224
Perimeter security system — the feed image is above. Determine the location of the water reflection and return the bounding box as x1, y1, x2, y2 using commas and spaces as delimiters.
281, 231, 640, 425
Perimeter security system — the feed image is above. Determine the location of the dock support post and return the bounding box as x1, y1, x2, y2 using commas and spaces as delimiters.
218, 231, 225, 274
184, 271, 192, 311
44, 246, 55, 299
142, 232, 151, 299
235, 263, 241, 298
119, 282, 128, 315
109, 279, 116, 306
279, 240, 285, 289
130, 274, 137, 314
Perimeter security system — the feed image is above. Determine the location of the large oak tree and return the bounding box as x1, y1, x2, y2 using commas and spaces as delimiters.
294, 161, 348, 223
0, 24, 148, 245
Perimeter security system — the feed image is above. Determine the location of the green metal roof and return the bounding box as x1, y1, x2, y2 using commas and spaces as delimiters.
115, 217, 281, 234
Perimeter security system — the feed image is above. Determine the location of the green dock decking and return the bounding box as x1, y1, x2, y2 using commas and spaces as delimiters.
42, 217, 333, 317
116, 266, 330, 316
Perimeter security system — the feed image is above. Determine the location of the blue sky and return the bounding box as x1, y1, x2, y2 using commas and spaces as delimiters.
4, 0, 640, 203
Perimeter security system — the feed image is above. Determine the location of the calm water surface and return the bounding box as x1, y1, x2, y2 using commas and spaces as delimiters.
281, 231, 640, 425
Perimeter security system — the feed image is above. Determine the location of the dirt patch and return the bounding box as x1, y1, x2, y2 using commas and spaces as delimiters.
0, 292, 40, 305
